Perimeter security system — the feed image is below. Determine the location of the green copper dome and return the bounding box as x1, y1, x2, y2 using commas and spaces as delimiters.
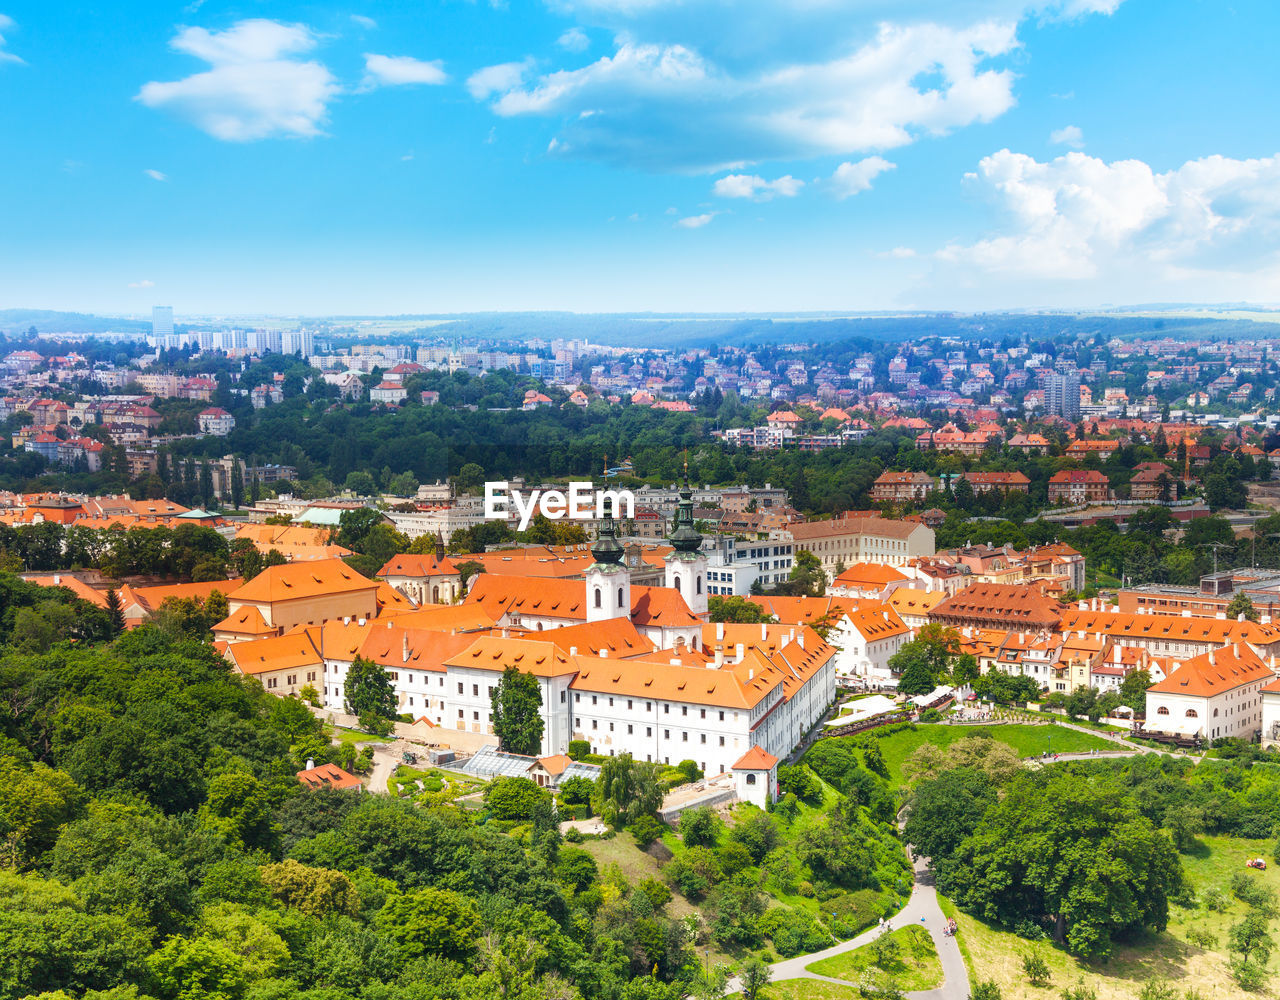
668, 475, 703, 553
592, 494, 625, 565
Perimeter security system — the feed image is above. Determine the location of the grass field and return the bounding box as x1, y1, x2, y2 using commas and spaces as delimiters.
941, 835, 1280, 1000
806, 925, 943, 990
761, 979, 858, 999
875, 723, 1114, 787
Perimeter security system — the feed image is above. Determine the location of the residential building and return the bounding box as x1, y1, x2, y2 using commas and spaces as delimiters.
198, 407, 235, 436
1145, 643, 1272, 741
870, 471, 936, 503
787, 516, 935, 581
1048, 470, 1111, 505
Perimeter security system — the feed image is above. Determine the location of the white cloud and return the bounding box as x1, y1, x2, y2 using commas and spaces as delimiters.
482, 21, 1021, 172
362, 53, 447, 89
879, 246, 918, 258
136, 19, 339, 141
1049, 124, 1083, 148
712, 173, 803, 200
829, 156, 895, 198
351, 14, 377, 29
558, 27, 590, 52
144, 168, 168, 181
938, 149, 1280, 289
0, 13, 23, 65
677, 212, 715, 228
128, 279, 155, 289
468, 60, 535, 100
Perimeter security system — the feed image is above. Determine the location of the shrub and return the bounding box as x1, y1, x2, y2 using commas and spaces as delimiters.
1230, 960, 1270, 991
1185, 926, 1218, 949
567, 740, 591, 761
667, 845, 724, 900
758, 906, 832, 958
555, 847, 599, 893
969, 983, 1001, 1000
558, 775, 595, 806
716, 841, 754, 877
1022, 950, 1050, 987
675, 759, 703, 783
1201, 886, 1228, 912
630, 815, 665, 848
1013, 918, 1048, 941
1136, 981, 1177, 1000
1060, 981, 1097, 1000
679, 806, 718, 848
484, 777, 551, 821
636, 877, 671, 912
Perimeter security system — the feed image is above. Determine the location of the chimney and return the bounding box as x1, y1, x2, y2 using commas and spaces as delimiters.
716, 622, 725, 641
305, 758, 314, 770
569, 646, 577, 656
344, 616, 351, 624
714, 646, 724, 667
735, 642, 744, 660
1216, 612, 1226, 620
748, 668, 754, 680
1209, 650, 1216, 665
761, 623, 768, 640
599, 649, 609, 658
357, 617, 366, 626
402, 634, 409, 660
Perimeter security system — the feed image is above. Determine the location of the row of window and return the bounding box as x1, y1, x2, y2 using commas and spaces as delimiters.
576, 719, 727, 746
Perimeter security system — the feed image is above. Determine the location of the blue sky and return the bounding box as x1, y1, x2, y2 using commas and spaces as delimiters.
0, 0, 1277, 316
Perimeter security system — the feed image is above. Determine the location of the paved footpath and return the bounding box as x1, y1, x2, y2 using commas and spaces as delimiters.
726, 849, 970, 999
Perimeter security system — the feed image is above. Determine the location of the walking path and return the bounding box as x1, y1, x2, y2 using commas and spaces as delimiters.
726, 849, 969, 999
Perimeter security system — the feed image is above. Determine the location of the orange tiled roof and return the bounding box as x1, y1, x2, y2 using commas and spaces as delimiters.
230, 558, 378, 604
226, 632, 323, 676
732, 746, 779, 770
1149, 643, 1274, 697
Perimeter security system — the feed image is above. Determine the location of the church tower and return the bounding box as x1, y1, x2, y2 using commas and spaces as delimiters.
665, 467, 708, 616
586, 493, 630, 622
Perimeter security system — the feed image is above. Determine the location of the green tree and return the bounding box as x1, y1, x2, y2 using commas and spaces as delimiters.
1119, 669, 1152, 715
0, 757, 85, 869
259, 859, 360, 917
1228, 908, 1274, 968
147, 934, 246, 1000
594, 754, 663, 827
484, 777, 551, 821
376, 886, 482, 961
491, 666, 544, 756
1227, 592, 1258, 622
903, 767, 995, 864
740, 956, 772, 1000
680, 806, 718, 848
942, 769, 1183, 959
344, 655, 397, 719
198, 772, 276, 853
707, 595, 776, 623
104, 588, 125, 637
786, 550, 826, 597
1022, 949, 1050, 986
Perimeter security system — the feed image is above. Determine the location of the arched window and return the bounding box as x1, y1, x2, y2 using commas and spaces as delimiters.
1185, 709, 1198, 718
536, 621, 543, 631
617, 587, 624, 607
432, 585, 440, 603
673, 575, 681, 592
594, 588, 602, 608
696, 575, 703, 595
1157, 706, 1170, 715
1214, 708, 1220, 717
746, 773, 757, 785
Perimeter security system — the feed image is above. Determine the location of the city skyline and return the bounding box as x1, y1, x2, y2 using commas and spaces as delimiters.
1, 0, 1277, 314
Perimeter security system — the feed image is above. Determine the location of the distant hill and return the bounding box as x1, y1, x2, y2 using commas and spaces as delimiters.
0, 309, 151, 336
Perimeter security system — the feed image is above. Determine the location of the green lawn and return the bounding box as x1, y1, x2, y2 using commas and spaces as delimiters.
806, 925, 943, 991
325, 723, 386, 750
875, 723, 1114, 787
939, 835, 1280, 1000
761, 979, 858, 1000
